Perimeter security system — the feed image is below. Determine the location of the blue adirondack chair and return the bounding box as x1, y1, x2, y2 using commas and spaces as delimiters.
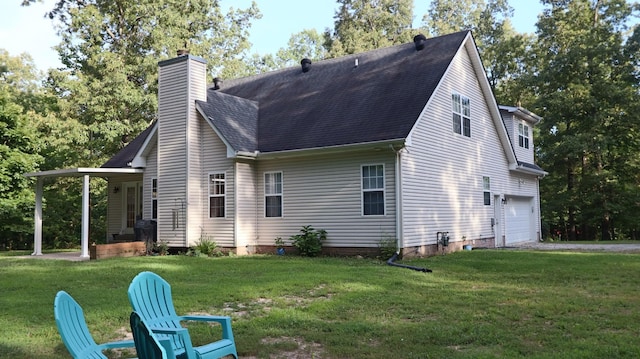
130, 311, 179, 359
128, 271, 238, 359
54, 290, 136, 359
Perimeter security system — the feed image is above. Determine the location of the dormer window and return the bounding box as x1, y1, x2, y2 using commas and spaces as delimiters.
452, 93, 471, 137
518, 123, 530, 149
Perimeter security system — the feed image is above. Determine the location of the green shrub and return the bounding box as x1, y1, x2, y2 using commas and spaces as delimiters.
290, 225, 326, 257
188, 233, 223, 257
378, 236, 398, 259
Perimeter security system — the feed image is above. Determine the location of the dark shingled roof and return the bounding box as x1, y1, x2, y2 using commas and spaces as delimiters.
202, 31, 470, 153
101, 122, 156, 168
196, 91, 259, 152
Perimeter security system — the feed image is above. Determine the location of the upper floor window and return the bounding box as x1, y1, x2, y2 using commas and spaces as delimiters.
518, 123, 530, 149
452, 93, 471, 137
265, 172, 283, 217
362, 164, 385, 216
209, 173, 225, 218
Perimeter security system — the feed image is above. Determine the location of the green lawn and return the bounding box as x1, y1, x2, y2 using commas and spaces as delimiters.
1, 250, 639, 358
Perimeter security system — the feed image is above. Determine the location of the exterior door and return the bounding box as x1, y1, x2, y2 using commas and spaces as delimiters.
122, 181, 143, 234
504, 197, 533, 245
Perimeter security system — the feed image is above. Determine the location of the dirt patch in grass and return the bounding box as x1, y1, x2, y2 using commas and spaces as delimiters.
242, 336, 325, 359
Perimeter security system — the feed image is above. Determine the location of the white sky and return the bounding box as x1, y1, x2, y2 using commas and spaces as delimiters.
0, 0, 544, 71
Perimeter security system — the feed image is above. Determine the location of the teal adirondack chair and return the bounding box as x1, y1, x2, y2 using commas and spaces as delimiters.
128, 271, 238, 359
130, 311, 179, 359
53, 290, 136, 359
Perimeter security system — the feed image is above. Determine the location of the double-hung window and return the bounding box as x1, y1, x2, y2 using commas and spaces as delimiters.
483, 176, 491, 206
209, 173, 225, 218
452, 93, 471, 137
362, 164, 385, 216
265, 172, 283, 217
518, 123, 530, 149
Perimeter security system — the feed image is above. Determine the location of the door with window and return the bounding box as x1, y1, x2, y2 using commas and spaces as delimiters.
122, 181, 143, 234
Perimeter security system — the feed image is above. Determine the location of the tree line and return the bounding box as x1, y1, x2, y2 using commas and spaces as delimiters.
3, 0, 640, 249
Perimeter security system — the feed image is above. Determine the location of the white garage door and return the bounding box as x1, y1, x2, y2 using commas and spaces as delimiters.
504, 197, 533, 245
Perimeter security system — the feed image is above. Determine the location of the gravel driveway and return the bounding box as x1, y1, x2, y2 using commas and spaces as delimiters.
512, 242, 640, 253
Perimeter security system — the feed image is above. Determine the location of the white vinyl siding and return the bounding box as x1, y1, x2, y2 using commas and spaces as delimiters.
234, 160, 257, 251
255, 151, 396, 248
503, 112, 536, 165
200, 120, 235, 246
402, 41, 540, 248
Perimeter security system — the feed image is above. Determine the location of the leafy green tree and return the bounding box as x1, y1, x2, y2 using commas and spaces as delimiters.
532, 0, 640, 240
423, 0, 533, 104
275, 29, 329, 67
326, 0, 415, 57
241, 29, 328, 75
24, 0, 260, 164
0, 50, 45, 248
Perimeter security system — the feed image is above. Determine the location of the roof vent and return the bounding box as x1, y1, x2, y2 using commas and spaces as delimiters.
413, 34, 427, 51
212, 77, 222, 90
177, 49, 190, 56
301, 58, 312, 73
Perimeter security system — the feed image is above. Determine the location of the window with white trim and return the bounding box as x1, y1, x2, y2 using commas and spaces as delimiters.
265, 172, 283, 217
209, 173, 225, 218
452, 92, 471, 137
362, 164, 385, 215
518, 123, 530, 149
151, 178, 158, 219
483, 176, 491, 206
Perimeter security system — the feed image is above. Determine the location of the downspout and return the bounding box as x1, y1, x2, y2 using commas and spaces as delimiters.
387, 252, 432, 272
386, 145, 431, 272
392, 144, 404, 252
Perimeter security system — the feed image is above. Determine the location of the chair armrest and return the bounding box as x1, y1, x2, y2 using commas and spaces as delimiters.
178, 315, 234, 341
149, 326, 189, 336
98, 339, 136, 350
178, 315, 231, 325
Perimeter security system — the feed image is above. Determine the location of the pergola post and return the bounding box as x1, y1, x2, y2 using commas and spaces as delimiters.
80, 174, 90, 258
32, 177, 43, 256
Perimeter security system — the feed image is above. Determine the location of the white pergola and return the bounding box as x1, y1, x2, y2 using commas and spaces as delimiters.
25, 168, 144, 259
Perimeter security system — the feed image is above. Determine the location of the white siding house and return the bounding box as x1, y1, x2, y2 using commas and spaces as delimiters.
94, 31, 546, 256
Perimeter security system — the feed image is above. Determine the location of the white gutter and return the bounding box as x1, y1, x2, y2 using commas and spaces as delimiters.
255, 138, 406, 160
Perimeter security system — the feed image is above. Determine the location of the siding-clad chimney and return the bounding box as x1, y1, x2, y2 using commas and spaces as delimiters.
156, 54, 207, 247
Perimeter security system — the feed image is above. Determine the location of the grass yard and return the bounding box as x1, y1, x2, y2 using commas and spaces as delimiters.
1, 249, 639, 358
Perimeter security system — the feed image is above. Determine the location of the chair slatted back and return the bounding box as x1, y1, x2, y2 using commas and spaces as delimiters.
53, 291, 106, 359
130, 311, 171, 359
128, 272, 184, 351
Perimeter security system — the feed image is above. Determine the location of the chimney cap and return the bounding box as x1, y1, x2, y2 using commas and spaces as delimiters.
413, 34, 427, 51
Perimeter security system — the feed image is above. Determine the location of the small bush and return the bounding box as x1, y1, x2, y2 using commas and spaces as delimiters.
290, 225, 326, 257
154, 240, 169, 255
378, 236, 398, 259
188, 233, 223, 257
